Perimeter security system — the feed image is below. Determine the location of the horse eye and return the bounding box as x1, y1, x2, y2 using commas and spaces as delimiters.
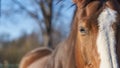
79, 27, 88, 35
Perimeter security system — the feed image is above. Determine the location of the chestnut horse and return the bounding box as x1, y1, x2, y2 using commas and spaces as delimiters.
19, 0, 120, 68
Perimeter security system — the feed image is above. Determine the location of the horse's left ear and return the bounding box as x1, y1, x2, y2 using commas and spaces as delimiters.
73, 0, 78, 3
73, 0, 92, 8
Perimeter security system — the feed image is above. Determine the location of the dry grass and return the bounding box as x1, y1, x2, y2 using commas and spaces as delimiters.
0, 33, 40, 64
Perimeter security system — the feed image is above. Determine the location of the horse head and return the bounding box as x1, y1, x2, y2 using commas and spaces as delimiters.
72, 0, 120, 68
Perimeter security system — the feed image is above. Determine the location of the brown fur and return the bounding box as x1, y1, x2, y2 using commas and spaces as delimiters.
19, 0, 120, 68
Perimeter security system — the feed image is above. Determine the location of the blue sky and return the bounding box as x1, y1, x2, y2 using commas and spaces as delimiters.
0, 0, 76, 42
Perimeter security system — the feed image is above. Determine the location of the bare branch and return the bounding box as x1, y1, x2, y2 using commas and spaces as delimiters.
13, 0, 56, 48
37, 0, 53, 47
12, 0, 38, 19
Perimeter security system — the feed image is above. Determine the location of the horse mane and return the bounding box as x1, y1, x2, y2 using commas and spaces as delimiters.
41, 15, 78, 68
19, 47, 52, 68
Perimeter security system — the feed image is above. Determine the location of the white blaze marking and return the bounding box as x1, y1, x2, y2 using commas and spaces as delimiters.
97, 7, 119, 68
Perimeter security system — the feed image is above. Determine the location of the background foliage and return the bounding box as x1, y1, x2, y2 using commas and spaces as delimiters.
0, 0, 76, 67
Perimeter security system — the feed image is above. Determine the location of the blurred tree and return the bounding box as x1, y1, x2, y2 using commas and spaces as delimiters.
38, 0, 53, 48
0, 0, 76, 64
12, 0, 64, 49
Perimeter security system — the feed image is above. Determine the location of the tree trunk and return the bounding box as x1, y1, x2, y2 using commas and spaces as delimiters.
40, 0, 53, 49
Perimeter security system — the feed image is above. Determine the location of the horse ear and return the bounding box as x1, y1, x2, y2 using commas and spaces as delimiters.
73, 0, 78, 3
106, 0, 120, 11
73, 0, 91, 8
